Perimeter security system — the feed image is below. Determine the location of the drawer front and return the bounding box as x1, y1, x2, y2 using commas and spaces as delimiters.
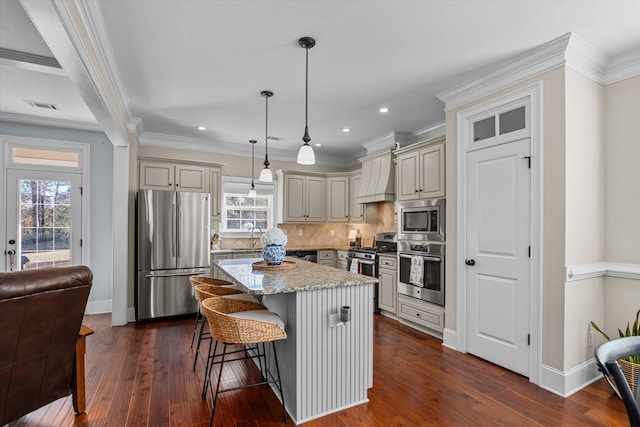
318, 259, 336, 267
337, 251, 348, 261
398, 295, 444, 332
318, 250, 336, 260
378, 256, 396, 269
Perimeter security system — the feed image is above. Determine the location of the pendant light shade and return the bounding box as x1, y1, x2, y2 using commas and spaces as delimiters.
297, 36, 316, 165
259, 90, 273, 183
248, 139, 257, 197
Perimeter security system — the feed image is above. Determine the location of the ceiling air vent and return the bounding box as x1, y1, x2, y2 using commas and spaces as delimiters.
24, 100, 60, 110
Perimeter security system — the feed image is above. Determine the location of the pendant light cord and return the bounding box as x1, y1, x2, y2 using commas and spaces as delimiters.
305, 46, 309, 134
264, 93, 269, 167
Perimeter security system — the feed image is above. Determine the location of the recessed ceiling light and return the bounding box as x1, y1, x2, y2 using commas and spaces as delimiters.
197, 126, 206, 130
314, 143, 321, 147
342, 128, 351, 133
379, 107, 389, 113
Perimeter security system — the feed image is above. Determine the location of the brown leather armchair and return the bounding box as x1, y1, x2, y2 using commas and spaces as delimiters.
0, 266, 93, 425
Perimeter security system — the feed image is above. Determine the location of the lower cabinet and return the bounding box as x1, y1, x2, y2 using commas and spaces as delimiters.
397, 294, 445, 334
336, 250, 348, 271
318, 250, 336, 268
377, 255, 397, 314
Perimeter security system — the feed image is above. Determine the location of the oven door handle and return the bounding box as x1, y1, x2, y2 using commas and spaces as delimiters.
356, 259, 376, 265
399, 254, 441, 262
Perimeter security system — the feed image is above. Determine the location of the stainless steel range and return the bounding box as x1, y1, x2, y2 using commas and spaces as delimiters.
347, 232, 397, 313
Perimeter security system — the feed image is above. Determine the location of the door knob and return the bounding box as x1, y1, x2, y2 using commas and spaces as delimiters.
465, 259, 475, 266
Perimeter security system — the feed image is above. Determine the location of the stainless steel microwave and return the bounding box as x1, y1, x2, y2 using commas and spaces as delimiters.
398, 198, 445, 242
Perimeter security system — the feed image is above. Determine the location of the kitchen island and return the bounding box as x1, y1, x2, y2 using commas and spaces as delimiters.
213, 257, 377, 424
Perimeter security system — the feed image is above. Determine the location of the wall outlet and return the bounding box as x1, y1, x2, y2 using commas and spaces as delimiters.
330, 229, 335, 236
298, 229, 303, 236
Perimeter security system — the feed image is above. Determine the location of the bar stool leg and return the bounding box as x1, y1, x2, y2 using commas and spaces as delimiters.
202, 339, 219, 400
190, 309, 201, 348
210, 343, 228, 427
193, 316, 208, 371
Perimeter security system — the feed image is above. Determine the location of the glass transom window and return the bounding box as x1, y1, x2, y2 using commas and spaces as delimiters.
222, 193, 272, 232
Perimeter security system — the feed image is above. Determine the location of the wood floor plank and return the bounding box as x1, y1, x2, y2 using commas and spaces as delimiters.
5, 313, 628, 427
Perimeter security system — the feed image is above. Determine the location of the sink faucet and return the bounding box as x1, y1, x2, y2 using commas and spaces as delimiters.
250, 227, 262, 248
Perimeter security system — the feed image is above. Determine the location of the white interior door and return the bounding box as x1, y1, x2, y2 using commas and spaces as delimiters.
5, 169, 82, 271
465, 138, 531, 376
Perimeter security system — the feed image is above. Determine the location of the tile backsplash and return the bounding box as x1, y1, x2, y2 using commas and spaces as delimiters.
219, 202, 396, 249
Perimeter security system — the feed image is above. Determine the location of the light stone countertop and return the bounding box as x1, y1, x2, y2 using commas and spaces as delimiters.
213, 256, 378, 295
211, 246, 351, 255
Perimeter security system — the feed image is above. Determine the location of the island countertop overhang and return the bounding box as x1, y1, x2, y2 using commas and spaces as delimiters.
213, 256, 378, 295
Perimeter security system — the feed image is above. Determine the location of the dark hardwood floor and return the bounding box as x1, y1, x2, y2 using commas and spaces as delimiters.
7, 313, 629, 427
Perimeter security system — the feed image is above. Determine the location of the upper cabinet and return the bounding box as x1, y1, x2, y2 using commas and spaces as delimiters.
210, 168, 221, 219
139, 160, 209, 192
277, 171, 326, 223
326, 176, 349, 222
396, 137, 445, 201
349, 172, 365, 223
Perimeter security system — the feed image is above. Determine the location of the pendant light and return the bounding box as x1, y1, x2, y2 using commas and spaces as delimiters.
297, 36, 316, 165
248, 139, 257, 197
259, 90, 273, 182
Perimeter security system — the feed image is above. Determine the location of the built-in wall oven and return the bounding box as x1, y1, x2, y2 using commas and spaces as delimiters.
397, 242, 445, 306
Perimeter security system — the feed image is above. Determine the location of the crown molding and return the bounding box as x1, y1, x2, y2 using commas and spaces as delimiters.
0, 112, 103, 132
437, 32, 640, 111
604, 49, 640, 85
139, 132, 355, 168
361, 131, 410, 155
407, 121, 446, 145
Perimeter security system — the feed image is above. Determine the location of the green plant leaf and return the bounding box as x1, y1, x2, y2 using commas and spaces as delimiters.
590, 321, 611, 341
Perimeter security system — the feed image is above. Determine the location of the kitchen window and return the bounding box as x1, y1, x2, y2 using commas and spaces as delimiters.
220, 177, 275, 234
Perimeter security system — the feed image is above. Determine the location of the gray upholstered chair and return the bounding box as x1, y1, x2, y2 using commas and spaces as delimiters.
595, 336, 640, 427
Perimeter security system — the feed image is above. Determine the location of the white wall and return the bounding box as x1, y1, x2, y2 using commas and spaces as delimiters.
0, 121, 114, 307
563, 68, 605, 368
602, 75, 640, 337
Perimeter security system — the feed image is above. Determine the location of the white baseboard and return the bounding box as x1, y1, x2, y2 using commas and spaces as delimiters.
442, 328, 458, 350
540, 358, 602, 397
85, 299, 111, 315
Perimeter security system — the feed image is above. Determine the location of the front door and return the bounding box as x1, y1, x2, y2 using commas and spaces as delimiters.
465, 137, 531, 376
5, 169, 82, 271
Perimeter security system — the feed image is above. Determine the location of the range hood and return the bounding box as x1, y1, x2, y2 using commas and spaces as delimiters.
355, 132, 408, 203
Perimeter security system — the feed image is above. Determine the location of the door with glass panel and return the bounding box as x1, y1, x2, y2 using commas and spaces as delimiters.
5, 170, 82, 271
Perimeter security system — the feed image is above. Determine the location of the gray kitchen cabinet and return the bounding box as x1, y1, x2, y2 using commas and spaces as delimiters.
326, 176, 349, 222
318, 250, 336, 268
336, 250, 348, 271
349, 172, 365, 223
139, 160, 209, 192
377, 254, 397, 314
277, 171, 326, 223
397, 294, 445, 335
396, 137, 445, 201
210, 167, 221, 220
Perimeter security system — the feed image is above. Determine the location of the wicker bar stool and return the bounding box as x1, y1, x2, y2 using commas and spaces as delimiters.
189, 276, 239, 349
192, 283, 261, 371
201, 297, 287, 426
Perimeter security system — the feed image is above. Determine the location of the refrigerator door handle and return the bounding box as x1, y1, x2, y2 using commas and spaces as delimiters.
145, 270, 206, 279
171, 203, 177, 257
176, 203, 181, 259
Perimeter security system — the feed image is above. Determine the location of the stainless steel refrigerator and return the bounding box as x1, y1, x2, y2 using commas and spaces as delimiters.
136, 189, 210, 320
